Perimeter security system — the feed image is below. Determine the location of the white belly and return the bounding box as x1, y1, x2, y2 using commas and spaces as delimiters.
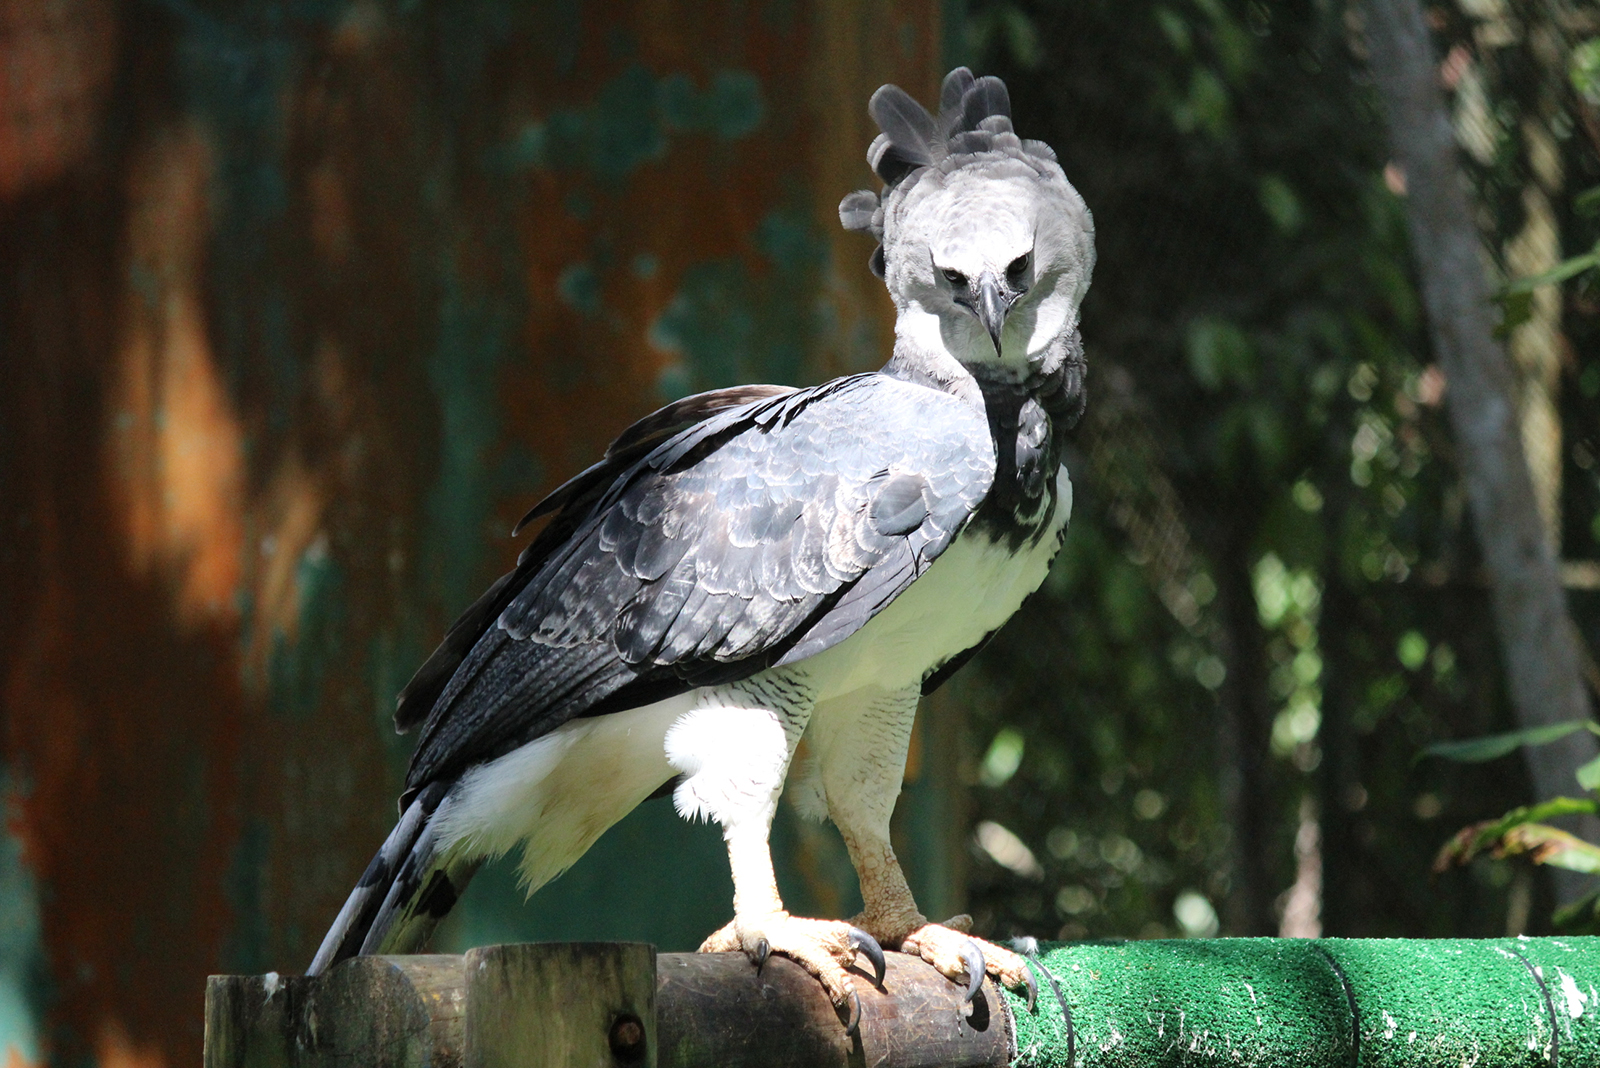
801, 464, 1072, 699
434, 465, 1071, 886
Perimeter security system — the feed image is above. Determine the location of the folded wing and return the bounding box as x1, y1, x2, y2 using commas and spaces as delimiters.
400, 375, 994, 797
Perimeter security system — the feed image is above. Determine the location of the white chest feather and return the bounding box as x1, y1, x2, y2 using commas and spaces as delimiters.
803, 463, 1072, 698
433, 465, 1071, 892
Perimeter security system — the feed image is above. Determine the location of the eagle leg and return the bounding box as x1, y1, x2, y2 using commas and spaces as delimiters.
808, 687, 1038, 1003
702, 821, 884, 1031
673, 682, 880, 1030
841, 829, 1036, 1000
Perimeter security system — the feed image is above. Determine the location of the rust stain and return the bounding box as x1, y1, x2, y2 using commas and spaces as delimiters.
3, 1048, 39, 1068
94, 1021, 163, 1068
0, 5, 946, 1066
0, 0, 118, 200
109, 122, 246, 626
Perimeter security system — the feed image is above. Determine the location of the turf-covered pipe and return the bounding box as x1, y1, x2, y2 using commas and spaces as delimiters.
1002, 937, 1600, 1067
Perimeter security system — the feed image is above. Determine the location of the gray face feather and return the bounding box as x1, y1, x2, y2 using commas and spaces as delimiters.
839, 69, 1095, 376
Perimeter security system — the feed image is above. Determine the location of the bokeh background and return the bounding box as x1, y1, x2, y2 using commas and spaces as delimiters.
3, 0, 1599, 1065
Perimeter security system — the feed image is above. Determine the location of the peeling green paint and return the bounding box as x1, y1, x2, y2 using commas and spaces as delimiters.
659, 70, 765, 140
0, 773, 44, 1068
267, 537, 346, 719
224, 818, 271, 975
557, 262, 602, 316
651, 205, 826, 397
491, 65, 767, 181
423, 278, 514, 615
164, 0, 306, 418
4, 2, 948, 1061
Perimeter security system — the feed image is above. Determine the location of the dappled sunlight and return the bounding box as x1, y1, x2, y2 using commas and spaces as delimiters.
108, 122, 244, 627
94, 1020, 163, 1068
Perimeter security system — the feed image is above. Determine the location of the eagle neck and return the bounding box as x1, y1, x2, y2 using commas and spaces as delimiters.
883, 327, 1086, 549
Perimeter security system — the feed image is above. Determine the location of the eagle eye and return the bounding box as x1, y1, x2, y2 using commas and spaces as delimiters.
941, 268, 968, 289
1007, 252, 1032, 283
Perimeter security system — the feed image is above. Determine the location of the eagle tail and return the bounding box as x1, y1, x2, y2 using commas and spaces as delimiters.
306, 781, 479, 975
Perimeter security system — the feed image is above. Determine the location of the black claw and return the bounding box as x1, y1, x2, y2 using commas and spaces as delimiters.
1022, 965, 1038, 1013
844, 989, 863, 1037
960, 941, 986, 1004
753, 938, 770, 972
848, 926, 887, 988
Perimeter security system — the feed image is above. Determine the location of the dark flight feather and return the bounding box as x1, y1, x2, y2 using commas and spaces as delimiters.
960, 76, 1012, 133
399, 375, 994, 794
396, 384, 794, 735
939, 67, 976, 126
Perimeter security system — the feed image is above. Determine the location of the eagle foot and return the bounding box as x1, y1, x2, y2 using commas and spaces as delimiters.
897, 918, 1036, 1009
698, 913, 884, 1033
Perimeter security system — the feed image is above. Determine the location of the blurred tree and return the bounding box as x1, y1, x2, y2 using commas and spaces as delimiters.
1362, 0, 1598, 903
960, 0, 1600, 943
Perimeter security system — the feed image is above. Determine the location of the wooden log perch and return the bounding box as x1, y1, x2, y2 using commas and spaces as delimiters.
206, 937, 1600, 1067
204, 943, 1008, 1068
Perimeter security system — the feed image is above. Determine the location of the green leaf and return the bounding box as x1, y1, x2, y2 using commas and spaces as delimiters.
1554, 885, 1600, 934
1504, 247, 1600, 294
1421, 720, 1593, 763
1576, 184, 1600, 219
1510, 796, 1600, 823
1579, 754, 1600, 792
1573, 38, 1600, 106
1185, 318, 1254, 391
1494, 289, 1534, 339
1435, 798, 1600, 873
1501, 823, 1600, 874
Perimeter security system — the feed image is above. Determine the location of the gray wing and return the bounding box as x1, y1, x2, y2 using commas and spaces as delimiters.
402, 374, 994, 794
393, 384, 795, 734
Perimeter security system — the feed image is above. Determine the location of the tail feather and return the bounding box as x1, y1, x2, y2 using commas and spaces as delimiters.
307, 781, 477, 975
357, 813, 479, 957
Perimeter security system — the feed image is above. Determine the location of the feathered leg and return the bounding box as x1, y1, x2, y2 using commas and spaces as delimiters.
672, 675, 882, 1031
807, 686, 1035, 1006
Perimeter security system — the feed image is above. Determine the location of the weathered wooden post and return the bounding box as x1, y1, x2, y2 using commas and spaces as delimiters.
205, 955, 467, 1068
464, 944, 657, 1068
204, 944, 1009, 1068
206, 937, 1600, 1067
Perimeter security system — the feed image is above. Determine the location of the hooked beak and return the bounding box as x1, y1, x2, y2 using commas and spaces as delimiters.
976, 273, 1008, 355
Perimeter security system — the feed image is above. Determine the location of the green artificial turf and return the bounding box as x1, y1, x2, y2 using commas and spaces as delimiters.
1003, 937, 1600, 1066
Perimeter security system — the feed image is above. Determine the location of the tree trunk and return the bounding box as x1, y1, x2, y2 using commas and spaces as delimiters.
1361, 0, 1598, 902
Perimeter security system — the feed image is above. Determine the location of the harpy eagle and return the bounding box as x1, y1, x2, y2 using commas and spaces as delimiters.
310, 67, 1094, 1028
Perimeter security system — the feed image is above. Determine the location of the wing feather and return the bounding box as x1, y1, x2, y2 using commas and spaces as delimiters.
402, 375, 993, 794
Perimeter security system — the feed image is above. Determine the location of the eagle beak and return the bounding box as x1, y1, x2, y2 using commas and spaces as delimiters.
977, 273, 1007, 356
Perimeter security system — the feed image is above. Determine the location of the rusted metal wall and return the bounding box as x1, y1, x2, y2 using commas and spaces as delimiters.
0, 2, 952, 1064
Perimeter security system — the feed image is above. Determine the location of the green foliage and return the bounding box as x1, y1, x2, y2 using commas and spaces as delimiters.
1421, 720, 1595, 765
1572, 39, 1600, 106
1434, 798, 1600, 876
962, 0, 1600, 942
1426, 718, 1600, 925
